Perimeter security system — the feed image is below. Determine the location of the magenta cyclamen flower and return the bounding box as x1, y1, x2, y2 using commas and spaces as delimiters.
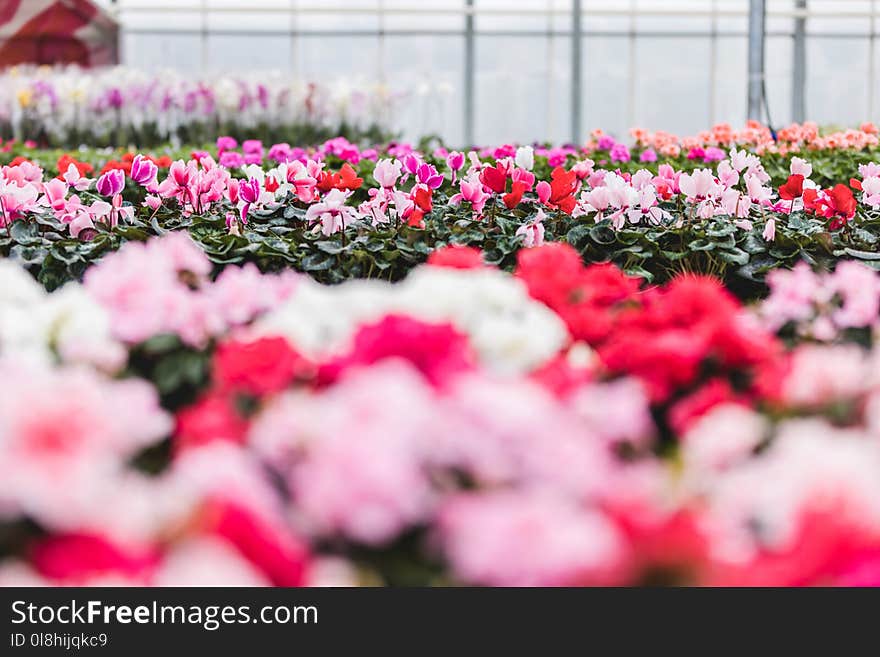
417, 163, 444, 189
609, 143, 631, 163
242, 140, 263, 155
95, 169, 125, 197
219, 151, 245, 169
130, 155, 158, 187
239, 178, 261, 205
268, 142, 293, 163
597, 135, 616, 150
402, 153, 421, 176
216, 136, 238, 153
704, 147, 726, 163
446, 151, 465, 172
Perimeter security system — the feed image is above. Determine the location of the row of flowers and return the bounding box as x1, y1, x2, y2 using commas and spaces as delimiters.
1, 232, 879, 586
2, 130, 880, 292
0, 67, 403, 147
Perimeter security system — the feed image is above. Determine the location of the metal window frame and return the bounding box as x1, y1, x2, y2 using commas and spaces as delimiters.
105, 1, 880, 144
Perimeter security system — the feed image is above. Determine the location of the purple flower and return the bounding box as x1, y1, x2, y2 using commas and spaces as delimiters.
268, 142, 293, 163
237, 178, 261, 223
219, 151, 245, 169
597, 135, 616, 151
446, 151, 465, 172
216, 136, 238, 153
609, 143, 631, 163
242, 140, 263, 155
130, 155, 158, 187
639, 148, 658, 163
402, 153, 421, 176
239, 178, 261, 205
107, 88, 124, 110
416, 163, 444, 189
96, 169, 125, 197
704, 147, 726, 163
687, 147, 706, 161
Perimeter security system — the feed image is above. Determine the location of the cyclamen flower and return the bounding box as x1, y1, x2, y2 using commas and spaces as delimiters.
373, 158, 402, 188
238, 177, 261, 222
219, 151, 245, 169
62, 163, 92, 191
778, 174, 805, 201
214, 336, 315, 397
438, 491, 626, 586
679, 169, 718, 201
40, 178, 67, 212
610, 143, 631, 163
791, 156, 813, 178
305, 188, 358, 236
536, 167, 580, 214
515, 145, 534, 171
803, 184, 857, 230
130, 155, 158, 188
516, 210, 546, 248
216, 136, 238, 153
416, 163, 444, 189
446, 151, 465, 184
449, 174, 489, 216
95, 169, 124, 197
427, 245, 485, 270
860, 176, 880, 209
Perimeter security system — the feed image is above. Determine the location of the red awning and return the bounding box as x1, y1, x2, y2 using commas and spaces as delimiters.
0, 0, 119, 67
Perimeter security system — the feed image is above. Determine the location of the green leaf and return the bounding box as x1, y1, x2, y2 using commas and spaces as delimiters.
589, 224, 616, 245
9, 244, 48, 265
716, 247, 750, 266
9, 221, 40, 245
842, 247, 880, 260
301, 252, 335, 271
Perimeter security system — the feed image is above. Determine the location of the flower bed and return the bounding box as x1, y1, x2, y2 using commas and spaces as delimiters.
1, 232, 879, 586
2, 124, 880, 295
2, 122, 880, 586
0, 67, 400, 147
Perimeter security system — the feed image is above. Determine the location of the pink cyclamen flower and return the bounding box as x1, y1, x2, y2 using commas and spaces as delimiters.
219, 151, 245, 169
130, 155, 158, 188
373, 158, 402, 188
536, 180, 552, 205
597, 135, 616, 150
610, 143, 631, 163
242, 140, 263, 155
41, 178, 68, 212
446, 151, 466, 184
62, 163, 92, 191
516, 210, 546, 248
791, 156, 813, 178
305, 188, 358, 236
216, 136, 238, 153
449, 175, 489, 216
679, 169, 718, 201
446, 151, 465, 172
95, 169, 125, 197
704, 147, 726, 162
